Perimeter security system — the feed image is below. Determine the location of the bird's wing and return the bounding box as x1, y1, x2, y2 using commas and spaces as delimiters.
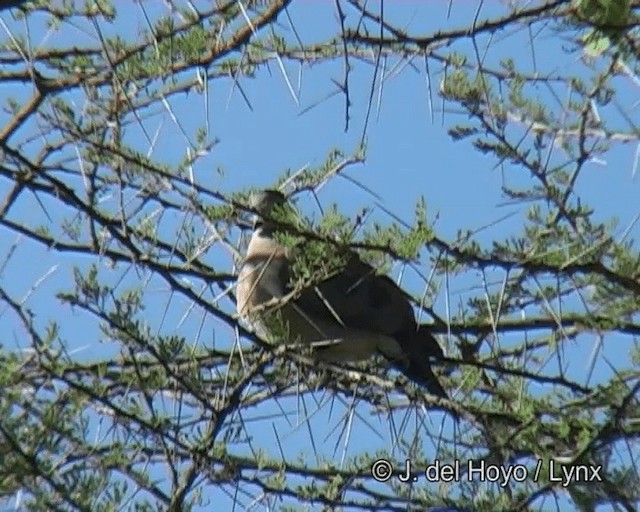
292, 254, 418, 337
292, 254, 447, 395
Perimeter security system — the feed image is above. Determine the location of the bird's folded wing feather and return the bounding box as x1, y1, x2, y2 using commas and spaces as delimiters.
292, 255, 417, 337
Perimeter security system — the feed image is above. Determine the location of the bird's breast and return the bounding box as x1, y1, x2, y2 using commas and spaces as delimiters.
237, 257, 287, 316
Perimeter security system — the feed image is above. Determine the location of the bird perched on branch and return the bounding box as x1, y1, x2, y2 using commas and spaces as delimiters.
236, 190, 447, 398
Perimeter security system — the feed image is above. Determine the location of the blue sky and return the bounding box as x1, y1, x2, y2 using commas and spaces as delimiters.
1, 1, 639, 510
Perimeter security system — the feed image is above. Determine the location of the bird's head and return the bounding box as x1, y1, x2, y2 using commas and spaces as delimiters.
249, 189, 289, 229
249, 189, 287, 215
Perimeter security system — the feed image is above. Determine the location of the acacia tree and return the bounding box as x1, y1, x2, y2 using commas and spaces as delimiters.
0, 1, 639, 510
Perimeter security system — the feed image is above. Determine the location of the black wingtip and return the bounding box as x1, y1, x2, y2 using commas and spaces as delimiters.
402, 361, 449, 399
394, 327, 449, 398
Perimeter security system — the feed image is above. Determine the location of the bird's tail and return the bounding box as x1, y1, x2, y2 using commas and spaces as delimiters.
393, 327, 448, 399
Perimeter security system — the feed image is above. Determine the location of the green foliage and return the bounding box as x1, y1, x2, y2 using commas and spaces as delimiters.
440, 69, 487, 108
574, 0, 633, 56
0, 0, 639, 510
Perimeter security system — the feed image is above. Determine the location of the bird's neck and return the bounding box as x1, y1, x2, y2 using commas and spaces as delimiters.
254, 223, 277, 238
247, 227, 289, 264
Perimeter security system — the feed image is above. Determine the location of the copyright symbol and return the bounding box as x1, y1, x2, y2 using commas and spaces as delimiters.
371, 459, 393, 482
